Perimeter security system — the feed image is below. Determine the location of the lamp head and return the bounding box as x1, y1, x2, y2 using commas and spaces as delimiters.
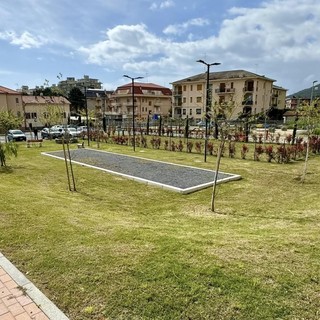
197, 60, 221, 67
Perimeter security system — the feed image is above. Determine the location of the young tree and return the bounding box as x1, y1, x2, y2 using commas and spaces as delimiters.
0, 142, 18, 166
296, 99, 320, 183
211, 100, 238, 212
0, 111, 22, 166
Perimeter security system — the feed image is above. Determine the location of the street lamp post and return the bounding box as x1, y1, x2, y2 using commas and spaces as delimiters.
196, 59, 221, 162
84, 86, 90, 146
310, 80, 318, 102
123, 75, 144, 151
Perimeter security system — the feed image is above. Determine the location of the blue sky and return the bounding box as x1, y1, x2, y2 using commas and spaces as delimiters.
0, 0, 319, 94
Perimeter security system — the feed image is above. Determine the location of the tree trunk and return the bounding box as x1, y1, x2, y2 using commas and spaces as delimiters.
301, 137, 310, 183
211, 140, 225, 212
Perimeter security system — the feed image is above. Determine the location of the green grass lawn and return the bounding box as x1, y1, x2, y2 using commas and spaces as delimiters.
1, 140, 320, 319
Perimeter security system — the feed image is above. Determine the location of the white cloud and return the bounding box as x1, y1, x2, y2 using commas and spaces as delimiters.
0, 31, 47, 49
216, 0, 320, 62
150, 0, 175, 11
77, 0, 320, 94
163, 18, 210, 35
79, 24, 166, 65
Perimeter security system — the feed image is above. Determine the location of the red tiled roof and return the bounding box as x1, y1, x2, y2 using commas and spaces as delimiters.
117, 82, 172, 95
22, 96, 70, 104
0, 86, 19, 94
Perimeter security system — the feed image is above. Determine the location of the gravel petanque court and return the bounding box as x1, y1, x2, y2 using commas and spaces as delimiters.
43, 148, 241, 194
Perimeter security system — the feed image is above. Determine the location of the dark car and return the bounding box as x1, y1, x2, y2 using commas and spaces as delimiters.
7, 129, 27, 142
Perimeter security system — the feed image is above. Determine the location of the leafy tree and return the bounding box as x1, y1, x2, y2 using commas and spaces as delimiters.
0, 111, 23, 135
33, 87, 61, 97
0, 142, 18, 166
38, 104, 65, 128
68, 88, 85, 115
0, 111, 22, 166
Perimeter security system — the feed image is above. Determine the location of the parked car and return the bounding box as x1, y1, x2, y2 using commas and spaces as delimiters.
7, 129, 26, 142
49, 128, 65, 139
77, 126, 88, 136
65, 128, 78, 138
41, 128, 50, 139
197, 120, 206, 127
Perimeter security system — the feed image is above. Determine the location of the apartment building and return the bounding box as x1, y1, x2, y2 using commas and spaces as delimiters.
109, 82, 172, 122
0, 86, 24, 117
172, 70, 286, 121
271, 85, 287, 110
57, 75, 102, 96
22, 95, 71, 129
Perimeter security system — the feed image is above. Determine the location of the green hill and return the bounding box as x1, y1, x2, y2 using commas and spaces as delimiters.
287, 84, 320, 99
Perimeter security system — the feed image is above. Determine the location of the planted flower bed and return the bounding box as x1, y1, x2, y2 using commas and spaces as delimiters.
85, 131, 320, 164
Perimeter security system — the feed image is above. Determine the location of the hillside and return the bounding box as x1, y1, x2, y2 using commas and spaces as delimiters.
287, 84, 320, 99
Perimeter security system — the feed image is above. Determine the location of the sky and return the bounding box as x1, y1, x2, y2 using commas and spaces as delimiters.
0, 0, 320, 95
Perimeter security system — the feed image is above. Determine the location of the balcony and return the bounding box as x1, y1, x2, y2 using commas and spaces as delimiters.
242, 100, 253, 105
243, 87, 254, 92
173, 91, 183, 97
215, 88, 235, 94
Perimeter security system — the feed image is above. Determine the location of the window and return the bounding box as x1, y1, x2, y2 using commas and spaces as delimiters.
182, 109, 186, 115
189, 109, 192, 115
183, 85, 186, 91
190, 85, 193, 91
197, 84, 202, 91
25, 113, 31, 119
15, 98, 19, 103
231, 82, 234, 89
149, 101, 152, 106
183, 97, 186, 103
196, 108, 201, 115
196, 96, 202, 103
190, 97, 193, 103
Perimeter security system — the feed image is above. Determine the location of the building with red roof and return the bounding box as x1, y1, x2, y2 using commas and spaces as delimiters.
109, 82, 172, 122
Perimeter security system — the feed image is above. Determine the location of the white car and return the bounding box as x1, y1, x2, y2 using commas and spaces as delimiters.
7, 129, 27, 142
77, 126, 88, 135
66, 128, 78, 138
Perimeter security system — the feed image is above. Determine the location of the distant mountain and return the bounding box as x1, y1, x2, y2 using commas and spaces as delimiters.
287, 84, 320, 99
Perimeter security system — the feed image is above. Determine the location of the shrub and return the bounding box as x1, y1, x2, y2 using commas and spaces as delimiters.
186, 141, 193, 153
264, 145, 274, 162
164, 140, 169, 151
241, 144, 249, 159
207, 141, 214, 155
254, 144, 264, 161
195, 141, 202, 153
228, 141, 236, 158
177, 140, 184, 152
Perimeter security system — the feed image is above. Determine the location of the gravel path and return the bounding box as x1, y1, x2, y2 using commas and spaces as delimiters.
44, 149, 241, 194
